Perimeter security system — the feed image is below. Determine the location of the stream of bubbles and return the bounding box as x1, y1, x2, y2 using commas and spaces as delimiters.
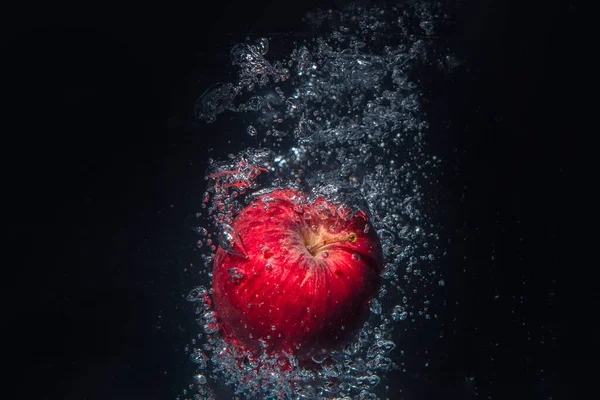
181, 3, 457, 399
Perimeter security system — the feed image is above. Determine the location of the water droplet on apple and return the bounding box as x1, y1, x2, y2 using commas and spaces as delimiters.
264, 263, 272, 271
310, 224, 317, 231
321, 251, 329, 258
228, 267, 245, 283
352, 253, 361, 261
260, 245, 272, 259
303, 211, 312, 220
315, 206, 331, 220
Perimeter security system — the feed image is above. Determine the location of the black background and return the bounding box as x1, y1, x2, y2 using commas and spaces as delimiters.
3, 0, 587, 399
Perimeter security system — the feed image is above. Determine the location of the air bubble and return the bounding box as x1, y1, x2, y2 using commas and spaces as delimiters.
186, 287, 207, 302
256, 37, 269, 55
247, 125, 257, 136
369, 298, 382, 315
194, 374, 207, 385
391, 305, 408, 321
203, 323, 218, 334
218, 224, 247, 258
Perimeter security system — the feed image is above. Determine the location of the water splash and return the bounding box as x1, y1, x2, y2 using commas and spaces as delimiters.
183, 2, 456, 399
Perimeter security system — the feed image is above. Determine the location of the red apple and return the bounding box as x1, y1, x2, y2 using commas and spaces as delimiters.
212, 189, 383, 367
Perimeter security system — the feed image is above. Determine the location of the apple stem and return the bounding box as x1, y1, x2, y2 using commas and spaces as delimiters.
307, 232, 357, 255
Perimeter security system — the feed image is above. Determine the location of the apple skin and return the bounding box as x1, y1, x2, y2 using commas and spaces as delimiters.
212, 189, 383, 366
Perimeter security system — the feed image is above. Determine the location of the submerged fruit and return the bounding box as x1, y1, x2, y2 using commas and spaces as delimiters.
212, 189, 383, 366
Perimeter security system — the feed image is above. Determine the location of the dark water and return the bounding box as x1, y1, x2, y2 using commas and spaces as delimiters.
187, 3, 451, 398
3, 0, 586, 399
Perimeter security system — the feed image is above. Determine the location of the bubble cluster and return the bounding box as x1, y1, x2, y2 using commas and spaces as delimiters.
183, 2, 454, 399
